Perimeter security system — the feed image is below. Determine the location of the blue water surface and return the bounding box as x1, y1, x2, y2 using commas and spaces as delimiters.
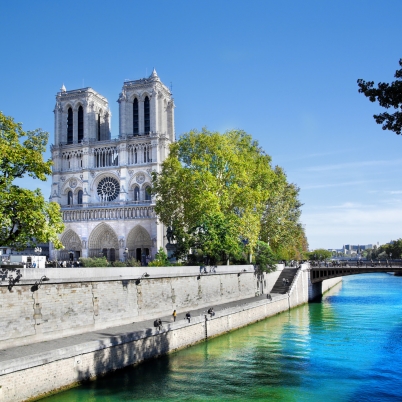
43, 273, 402, 401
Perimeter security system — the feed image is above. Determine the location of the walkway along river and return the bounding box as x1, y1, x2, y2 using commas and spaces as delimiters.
42, 273, 402, 402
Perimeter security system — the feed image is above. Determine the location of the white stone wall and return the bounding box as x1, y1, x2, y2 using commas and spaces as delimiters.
0, 268, 257, 349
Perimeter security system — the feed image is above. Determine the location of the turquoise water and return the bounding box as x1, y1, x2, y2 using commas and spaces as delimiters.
44, 274, 402, 401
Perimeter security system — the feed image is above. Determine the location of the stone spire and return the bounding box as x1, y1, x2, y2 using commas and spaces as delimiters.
61, 84, 66, 92
150, 68, 158, 78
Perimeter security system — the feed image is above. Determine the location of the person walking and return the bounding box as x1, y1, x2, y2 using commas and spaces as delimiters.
185, 312, 191, 323
172, 310, 177, 322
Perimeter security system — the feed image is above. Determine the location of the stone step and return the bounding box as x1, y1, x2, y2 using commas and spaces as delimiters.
270, 268, 299, 294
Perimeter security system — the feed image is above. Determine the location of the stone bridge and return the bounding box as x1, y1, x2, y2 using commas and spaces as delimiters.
310, 263, 402, 283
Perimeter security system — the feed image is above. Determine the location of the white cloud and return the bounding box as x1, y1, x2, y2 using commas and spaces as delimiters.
302, 159, 402, 173
302, 180, 373, 190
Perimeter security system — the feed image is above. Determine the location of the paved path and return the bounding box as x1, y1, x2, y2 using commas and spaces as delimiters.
0, 293, 284, 366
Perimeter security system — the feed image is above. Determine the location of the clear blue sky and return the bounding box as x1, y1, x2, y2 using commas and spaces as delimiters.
1, 0, 402, 250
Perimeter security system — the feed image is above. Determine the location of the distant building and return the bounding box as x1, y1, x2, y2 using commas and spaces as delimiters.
328, 244, 374, 256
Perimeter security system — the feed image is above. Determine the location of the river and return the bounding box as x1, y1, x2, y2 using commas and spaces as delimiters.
43, 273, 402, 401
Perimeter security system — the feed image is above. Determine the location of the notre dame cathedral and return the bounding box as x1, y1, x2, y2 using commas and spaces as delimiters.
49, 69, 174, 263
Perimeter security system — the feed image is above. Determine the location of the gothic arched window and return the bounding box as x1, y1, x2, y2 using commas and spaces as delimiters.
68, 191, 73, 205
134, 186, 140, 202
67, 108, 73, 144
144, 96, 150, 133
78, 190, 83, 205
134, 147, 138, 164
133, 98, 139, 135
78, 106, 84, 142
145, 186, 152, 201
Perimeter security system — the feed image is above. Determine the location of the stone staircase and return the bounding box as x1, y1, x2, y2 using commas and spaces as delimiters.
270, 268, 299, 295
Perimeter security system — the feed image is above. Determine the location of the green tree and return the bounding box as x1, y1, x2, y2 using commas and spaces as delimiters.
260, 166, 304, 256
377, 239, 402, 259
255, 241, 277, 272
189, 211, 242, 264
274, 224, 309, 261
357, 59, 402, 135
0, 111, 64, 249
306, 249, 332, 261
152, 129, 275, 262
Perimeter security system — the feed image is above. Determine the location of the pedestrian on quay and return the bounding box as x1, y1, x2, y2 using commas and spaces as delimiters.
154, 319, 163, 331
185, 312, 191, 323
172, 309, 177, 322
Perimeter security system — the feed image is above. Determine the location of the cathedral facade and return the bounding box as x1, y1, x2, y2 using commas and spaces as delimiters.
49, 69, 174, 263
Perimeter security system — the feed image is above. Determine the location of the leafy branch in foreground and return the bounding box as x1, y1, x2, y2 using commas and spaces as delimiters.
358, 58, 402, 135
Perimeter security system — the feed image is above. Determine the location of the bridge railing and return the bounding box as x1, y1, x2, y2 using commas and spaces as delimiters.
309, 261, 402, 269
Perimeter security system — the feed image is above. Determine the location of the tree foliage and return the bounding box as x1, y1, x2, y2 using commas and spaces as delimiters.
260, 166, 306, 258
377, 239, 402, 259
255, 241, 277, 272
274, 224, 309, 261
152, 128, 305, 264
0, 111, 64, 249
357, 58, 402, 135
306, 249, 332, 261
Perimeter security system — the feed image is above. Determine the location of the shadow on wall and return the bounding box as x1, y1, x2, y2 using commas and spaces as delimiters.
75, 326, 171, 384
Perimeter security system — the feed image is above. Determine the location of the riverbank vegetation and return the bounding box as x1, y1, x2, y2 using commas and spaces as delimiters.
152, 129, 307, 266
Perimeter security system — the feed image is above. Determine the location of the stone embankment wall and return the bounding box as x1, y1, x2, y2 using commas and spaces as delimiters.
0, 265, 283, 349
0, 265, 341, 402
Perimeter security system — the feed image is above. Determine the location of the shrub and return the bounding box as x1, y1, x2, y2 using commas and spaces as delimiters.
112, 260, 128, 267
127, 257, 142, 267
148, 247, 169, 267
79, 257, 109, 267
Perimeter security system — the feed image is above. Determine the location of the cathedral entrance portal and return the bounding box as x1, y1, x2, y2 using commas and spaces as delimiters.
127, 226, 152, 263
88, 223, 119, 262
60, 230, 82, 261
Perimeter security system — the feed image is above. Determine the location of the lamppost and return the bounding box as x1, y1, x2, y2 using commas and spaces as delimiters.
34, 247, 42, 268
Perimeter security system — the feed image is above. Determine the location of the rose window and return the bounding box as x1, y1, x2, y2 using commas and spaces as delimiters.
97, 177, 120, 201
